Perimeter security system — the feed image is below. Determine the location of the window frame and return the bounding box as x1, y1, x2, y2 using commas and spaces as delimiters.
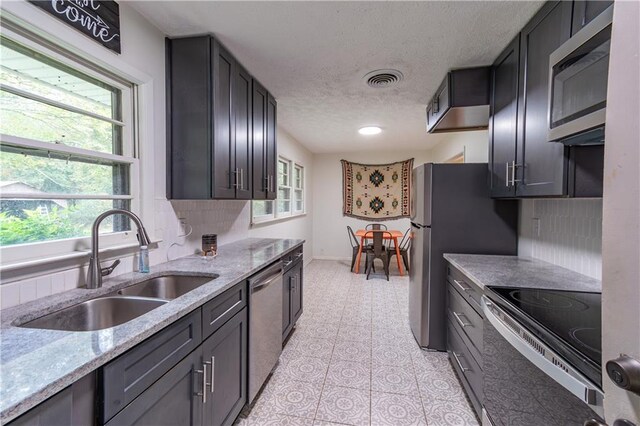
0, 24, 141, 267
251, 155, 305, 225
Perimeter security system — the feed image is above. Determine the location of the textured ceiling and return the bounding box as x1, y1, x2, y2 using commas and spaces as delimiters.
130, 1, 544, 153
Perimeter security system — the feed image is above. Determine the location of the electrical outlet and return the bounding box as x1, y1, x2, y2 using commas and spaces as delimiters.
532, 217, 541, 237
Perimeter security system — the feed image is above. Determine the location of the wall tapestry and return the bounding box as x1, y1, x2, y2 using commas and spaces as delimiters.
341, 158, 413, 220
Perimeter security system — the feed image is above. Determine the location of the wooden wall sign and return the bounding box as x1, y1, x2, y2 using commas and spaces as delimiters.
28, 1, 121, 54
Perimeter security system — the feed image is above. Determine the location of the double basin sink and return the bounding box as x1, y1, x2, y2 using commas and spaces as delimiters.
20, 275, 216, 332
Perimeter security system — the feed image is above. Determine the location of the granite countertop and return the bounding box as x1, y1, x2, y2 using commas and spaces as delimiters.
0, 238, 304, 423
443, 254, 601, 293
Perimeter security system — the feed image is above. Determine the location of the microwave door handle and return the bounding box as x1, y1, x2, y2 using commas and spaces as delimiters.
481, 297, 604, 413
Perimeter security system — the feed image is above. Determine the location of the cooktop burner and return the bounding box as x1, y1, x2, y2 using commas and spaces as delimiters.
490, 287, 602, 368
508, 289, 589, 311
570, 327, 601, 354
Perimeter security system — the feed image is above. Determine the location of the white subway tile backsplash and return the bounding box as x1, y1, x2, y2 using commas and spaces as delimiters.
1, 283, 20, 309
520, 199, 602, 280
36, 277, 52, 298
19, 280, 37, 304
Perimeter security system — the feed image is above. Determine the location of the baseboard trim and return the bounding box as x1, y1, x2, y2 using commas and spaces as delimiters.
311, 256, 351, 261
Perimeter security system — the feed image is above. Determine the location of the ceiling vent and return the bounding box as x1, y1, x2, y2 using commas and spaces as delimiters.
364, 69, 404, 88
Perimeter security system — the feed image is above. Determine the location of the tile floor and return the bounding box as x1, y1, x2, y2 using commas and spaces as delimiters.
236, 260, 479, 426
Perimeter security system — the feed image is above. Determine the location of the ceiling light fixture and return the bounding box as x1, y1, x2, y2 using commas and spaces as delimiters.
358, 126, 382, 135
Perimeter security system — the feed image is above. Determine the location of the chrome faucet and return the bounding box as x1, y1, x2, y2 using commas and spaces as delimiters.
87, 209, 151, 289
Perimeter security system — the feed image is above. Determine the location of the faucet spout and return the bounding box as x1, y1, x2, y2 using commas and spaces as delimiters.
87, 209, 150, 289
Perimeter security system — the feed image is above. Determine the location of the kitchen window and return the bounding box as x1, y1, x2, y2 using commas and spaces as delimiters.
0, 30, 138, 266
251, 156, 305, 224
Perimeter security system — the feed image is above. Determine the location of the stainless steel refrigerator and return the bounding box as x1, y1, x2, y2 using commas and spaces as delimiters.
409, 163, 517, 350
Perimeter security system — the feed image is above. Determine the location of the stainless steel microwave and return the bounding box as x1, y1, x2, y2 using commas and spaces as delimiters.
548, 5, 613, 144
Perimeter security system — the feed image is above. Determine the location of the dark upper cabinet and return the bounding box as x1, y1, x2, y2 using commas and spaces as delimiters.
426, 67, 491, 133
252, 80, 267, 199
234, 64, 252, 199
515, 0, 573, 197
167, 35, 272, 200
489, 35, 520, 198
212, 40, 236, 199
266, 94, 278, 200
488, 0, 605, 198
572, 0, 614, 35
252, 80, 277, 200
202, 308, 247, 426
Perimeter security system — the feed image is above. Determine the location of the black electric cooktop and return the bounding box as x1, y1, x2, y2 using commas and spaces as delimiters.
488, 286, 602, 386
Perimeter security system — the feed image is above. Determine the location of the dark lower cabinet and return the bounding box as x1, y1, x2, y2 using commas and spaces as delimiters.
446, 263, 484, 418
202, 308, 247, 426
8, 374, 95, 426
282, 250, 304, 342
105, 351, 203, 426
291, 261, 303, 325
105, 309, 247, 426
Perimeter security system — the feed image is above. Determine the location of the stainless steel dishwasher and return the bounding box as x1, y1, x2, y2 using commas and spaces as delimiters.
248, 261, 283, 403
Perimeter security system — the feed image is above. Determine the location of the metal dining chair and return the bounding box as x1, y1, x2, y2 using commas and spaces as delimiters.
388, 228, 411, 272
365, 230, 393, 281
365, 223, 388, 231
346, 226, 361, 272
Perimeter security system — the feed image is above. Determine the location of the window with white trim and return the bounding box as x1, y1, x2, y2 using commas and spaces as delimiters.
0, 30, 138, 264
252, 156, 304, 224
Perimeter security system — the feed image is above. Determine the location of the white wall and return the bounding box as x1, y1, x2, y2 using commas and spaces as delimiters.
518, 199, 602, 280
601, 0, 640, 420
312, 149, 432, 260
429, 130, 489, 163
0, 3, 313, 309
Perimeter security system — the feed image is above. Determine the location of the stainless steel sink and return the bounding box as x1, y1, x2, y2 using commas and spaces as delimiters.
21, 296, 168, 332
116, 274, 216, 300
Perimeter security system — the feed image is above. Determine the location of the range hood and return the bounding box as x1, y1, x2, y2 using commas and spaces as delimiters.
426, 67, 490, 133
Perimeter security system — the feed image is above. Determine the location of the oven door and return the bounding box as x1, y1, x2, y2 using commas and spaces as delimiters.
548, 5, 613, 144
481, 296, 604, 426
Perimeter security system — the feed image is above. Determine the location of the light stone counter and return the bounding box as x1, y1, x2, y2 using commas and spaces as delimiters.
0, 238, 304, 423
443, 254, 601, 293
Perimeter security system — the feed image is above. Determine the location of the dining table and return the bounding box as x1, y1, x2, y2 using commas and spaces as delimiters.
353, 229, 405, 276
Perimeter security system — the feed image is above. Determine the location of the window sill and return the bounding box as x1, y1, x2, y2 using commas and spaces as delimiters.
0, 240, 162, 275
251, 212, 307, 227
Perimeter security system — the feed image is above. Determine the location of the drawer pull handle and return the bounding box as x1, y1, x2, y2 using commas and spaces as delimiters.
453, 311, 471, 328
452, 352, 471, 373
453, 279, 471, 292
284, 260, 293, 267
296, 252, 303, 258
196, 362, 211, 403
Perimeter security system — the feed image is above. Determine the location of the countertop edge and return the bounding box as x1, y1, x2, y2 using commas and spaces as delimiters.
0, 238, 304, 423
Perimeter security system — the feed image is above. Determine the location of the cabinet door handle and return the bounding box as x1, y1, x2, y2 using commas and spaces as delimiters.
453, 311, 471, 328
196, 363, 210, 403
452, 352, 470, 372
264, 176, 269, 192
453, 279, 471, 292
232, 168, 239, 188
511, 161, 521, 186
505, 162, 511, 188
210, 356, 215, 394
433, 96, 440, 114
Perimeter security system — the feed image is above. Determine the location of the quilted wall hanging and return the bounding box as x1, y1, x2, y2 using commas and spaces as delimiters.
341, 158, 413, 220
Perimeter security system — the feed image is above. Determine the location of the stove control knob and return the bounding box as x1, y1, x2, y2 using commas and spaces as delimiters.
606, 354, 640, 396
